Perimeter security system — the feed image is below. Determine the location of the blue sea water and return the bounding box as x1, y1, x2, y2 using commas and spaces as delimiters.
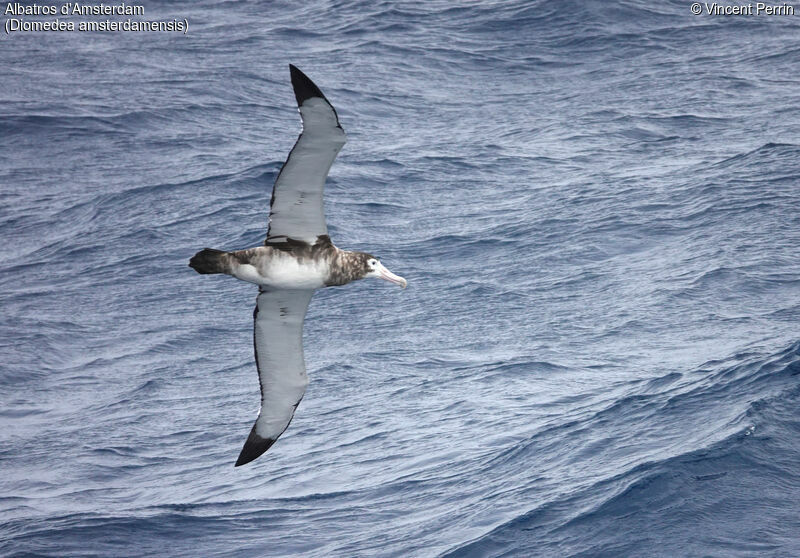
2, 0, 800, 556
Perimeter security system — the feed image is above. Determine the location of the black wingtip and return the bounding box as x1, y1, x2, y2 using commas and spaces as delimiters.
289, 64, 327, 106
234, 424, 276, 467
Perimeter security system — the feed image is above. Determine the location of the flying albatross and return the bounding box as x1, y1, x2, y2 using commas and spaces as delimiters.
189, 65, 406, 466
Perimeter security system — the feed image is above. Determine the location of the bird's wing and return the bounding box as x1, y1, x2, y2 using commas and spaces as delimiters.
265, 65, 347, 246
235, 288, 314, 466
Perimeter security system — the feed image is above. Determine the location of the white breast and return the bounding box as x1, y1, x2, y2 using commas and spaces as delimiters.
262, 256, 328, 289
232, 249, 328, 290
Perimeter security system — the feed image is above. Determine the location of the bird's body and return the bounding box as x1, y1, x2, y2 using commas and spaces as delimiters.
189, 65, 406, 466
236, 246, 330, 289
190, 235, 388, 289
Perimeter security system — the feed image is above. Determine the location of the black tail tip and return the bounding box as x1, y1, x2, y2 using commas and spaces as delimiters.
234, 427, 276, 467
189, 247, 226, 275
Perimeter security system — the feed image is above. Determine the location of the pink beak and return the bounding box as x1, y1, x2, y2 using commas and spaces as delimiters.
376, 261, 407, 289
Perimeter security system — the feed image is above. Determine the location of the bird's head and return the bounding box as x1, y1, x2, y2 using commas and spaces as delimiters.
359, 253, 407, 288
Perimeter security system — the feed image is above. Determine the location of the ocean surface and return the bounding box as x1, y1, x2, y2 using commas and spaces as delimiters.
2, 1, 800, 556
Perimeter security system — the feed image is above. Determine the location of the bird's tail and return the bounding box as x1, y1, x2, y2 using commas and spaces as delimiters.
189, 248, 230, 274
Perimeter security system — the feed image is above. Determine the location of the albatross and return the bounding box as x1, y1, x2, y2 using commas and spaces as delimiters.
189, 65, 406, 467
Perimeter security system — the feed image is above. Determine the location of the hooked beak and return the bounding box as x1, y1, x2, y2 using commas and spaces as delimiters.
375, 261, 407, 289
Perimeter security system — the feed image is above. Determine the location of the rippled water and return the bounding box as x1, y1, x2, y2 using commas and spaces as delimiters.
2, 1, 800, 556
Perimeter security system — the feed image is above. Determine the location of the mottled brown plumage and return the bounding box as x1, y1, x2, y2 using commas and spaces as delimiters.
325, 249, 376, 286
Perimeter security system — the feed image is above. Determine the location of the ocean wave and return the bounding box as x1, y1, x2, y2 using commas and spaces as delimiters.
3, 0, 800, 556
443, 342, 800, 557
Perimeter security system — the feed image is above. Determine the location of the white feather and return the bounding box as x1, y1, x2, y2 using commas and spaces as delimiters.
252, 289, 314, 440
